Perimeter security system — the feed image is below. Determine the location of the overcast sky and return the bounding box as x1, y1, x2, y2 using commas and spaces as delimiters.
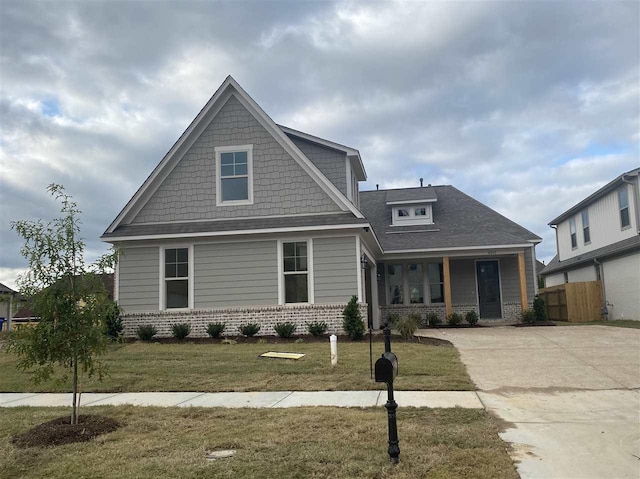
1, 0, 638, 289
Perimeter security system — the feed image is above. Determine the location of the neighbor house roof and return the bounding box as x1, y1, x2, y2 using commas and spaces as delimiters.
549, 167, 640, 225
0, 282, 16, 294
540, 235, 640, 276
385, 187, 437, 204
360, 186, 541, 252
102, 213, 368, 241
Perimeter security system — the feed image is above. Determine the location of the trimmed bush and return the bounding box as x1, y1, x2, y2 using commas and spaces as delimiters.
446, 312, 463, 326
171, 322, 191, 340
307, 321, 328, 337
343, 295, 365, 340
104, 301, 123, 340
521, 309, 536, 324
206, 322, 226, 338
397, 315, 420, 339
274, 322, 296, 338
240, 323, 261, 337
533, 295, 547, 322
136, 324, 157, 341
426, 313, 442, 327
465, 310, 479, 326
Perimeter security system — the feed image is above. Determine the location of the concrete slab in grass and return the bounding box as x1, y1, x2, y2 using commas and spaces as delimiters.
87, 392, 203, 407
273, 391, 380, 408
0, 393, 39, 405
388, 391, 483, 409
1, 393, 119, 407
180, 392, 292, 408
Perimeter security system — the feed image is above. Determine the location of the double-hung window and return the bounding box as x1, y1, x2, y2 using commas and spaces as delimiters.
581, 210, 590, 244
427, 263, 445, 303
164, 247, 190, 309
569, 217, 577, 249
283, 241, 310, 303
216, 145, 253, 205
618, 187, 630, 229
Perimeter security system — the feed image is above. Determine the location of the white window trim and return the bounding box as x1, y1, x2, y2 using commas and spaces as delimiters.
581, 210, 591, 245
277, 239, 314, 305
392, 205, 433, 226
159, 244, 194, 311
215, 144, 254, 206
618, 186, 631, 230
569, 217, 577, 250
385, 260, 445, 306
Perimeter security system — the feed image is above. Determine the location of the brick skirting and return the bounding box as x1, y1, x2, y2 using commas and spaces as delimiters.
380, 301, 529, 323
121, 303, 368, 338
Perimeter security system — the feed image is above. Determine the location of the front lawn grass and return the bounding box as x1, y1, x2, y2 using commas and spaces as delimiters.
552, 320, 640, 329
0, 406, 516, 479
0, 339, 474, 392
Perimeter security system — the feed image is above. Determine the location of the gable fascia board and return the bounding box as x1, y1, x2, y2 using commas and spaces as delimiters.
278, 124, 367, 181
384, 243, 537, 254
100, 223, 370, 242
105, 76, 363, 234
229, 80, 363, 218
386, 199, 438, 205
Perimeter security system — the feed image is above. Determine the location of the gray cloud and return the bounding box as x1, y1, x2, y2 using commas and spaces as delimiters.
1, 0, 638, 287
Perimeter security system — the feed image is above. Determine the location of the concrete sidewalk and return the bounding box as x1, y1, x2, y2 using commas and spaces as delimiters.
0, 390, 483, 409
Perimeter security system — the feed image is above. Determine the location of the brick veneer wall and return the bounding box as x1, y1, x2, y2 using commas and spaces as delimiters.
122, 303, 368, 338
380, 302, 529, 323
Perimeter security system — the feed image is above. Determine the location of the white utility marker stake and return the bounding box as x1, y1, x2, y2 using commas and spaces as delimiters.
330, 334, 338, 366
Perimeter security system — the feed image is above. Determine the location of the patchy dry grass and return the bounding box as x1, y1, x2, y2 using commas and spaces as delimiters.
0, 340, 474, 393
553, 320, 640, 329
0, 406, 516, 479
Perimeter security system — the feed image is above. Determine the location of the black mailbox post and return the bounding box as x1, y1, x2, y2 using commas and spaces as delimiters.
374, 323, 400, 464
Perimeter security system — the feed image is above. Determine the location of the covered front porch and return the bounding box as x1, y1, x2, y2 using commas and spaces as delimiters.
364, 247, 535, 327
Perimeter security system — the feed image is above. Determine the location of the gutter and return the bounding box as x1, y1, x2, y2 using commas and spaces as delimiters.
621, 173, 640, 234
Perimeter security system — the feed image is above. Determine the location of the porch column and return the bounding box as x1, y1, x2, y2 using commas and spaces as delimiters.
370, 262, 380, 329
518, 252, 528, 311
443, 256, 453, 317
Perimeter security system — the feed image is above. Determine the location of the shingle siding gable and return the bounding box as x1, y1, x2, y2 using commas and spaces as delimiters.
132, 95, 341, 224
289, 137, 348, 197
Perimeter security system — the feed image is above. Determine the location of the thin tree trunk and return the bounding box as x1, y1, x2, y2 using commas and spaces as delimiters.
71, 353, 78, 425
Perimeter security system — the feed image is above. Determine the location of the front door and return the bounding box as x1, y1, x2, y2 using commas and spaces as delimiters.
476, 260, 502, 319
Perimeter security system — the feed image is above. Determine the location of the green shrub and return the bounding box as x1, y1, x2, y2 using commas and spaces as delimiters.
521, 309, 536, 324
533, 295, 547, 322
206, 322, 226, 338
387, 313, 400, 327
447, 312, 463, 326
465, 310, 479, 326
426, 313, 442, 327
307, 321, 328, 337
274, 322, 296, 338
240, 322, 261, 337
397, 315, 420, 339
343, 295, 365, 340
137, 324, 157, 341
104, 301, 123, 340
171, 322, 191, 340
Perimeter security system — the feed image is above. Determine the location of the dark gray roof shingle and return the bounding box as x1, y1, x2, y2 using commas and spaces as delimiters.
360, 186, 541, 251
540, 235, 640, 275
102, 213, 367, 239
385, 187, 437, 204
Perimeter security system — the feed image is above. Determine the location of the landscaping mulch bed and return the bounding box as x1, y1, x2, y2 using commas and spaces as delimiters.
512, 320, 556, 327
126, 334, 453, 347
422, 324, 484, 329
12, 415, 122, 448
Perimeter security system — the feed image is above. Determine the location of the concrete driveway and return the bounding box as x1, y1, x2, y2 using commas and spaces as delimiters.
417, 325, 640, 479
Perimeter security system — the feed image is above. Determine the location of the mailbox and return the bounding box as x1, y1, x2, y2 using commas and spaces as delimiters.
375, 351, 398, 383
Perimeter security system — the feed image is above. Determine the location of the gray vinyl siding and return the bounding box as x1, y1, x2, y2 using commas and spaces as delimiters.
289, 137, 348, 197
450, 259, 476, 304
313, 236, 358, 303
133, 95, 341, 224
194, 241, 278, 307
118, 246, 159, 312
500, 256, 520, 302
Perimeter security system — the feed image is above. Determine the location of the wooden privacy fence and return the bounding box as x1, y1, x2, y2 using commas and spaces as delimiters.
539, 281, 602, 323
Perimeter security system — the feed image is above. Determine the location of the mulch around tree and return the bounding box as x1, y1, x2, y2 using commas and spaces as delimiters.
512, 320, 556, 327
12, 415, 122, 448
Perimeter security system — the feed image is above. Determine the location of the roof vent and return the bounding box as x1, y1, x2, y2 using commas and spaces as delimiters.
376, 184, 379, 190
419, 178, 423, 187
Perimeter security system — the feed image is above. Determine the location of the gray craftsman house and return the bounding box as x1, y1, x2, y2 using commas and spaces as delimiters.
102, 76, 541, 336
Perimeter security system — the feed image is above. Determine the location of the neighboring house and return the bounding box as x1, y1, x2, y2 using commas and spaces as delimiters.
101, 76, 541, 337
0, 282, 18, 331
540, 168, 640, 320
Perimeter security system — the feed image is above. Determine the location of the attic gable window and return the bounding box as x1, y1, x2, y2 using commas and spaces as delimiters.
215, 145, 253, 206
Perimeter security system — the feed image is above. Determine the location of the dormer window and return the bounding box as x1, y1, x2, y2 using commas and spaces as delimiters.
392, 204, 433, 226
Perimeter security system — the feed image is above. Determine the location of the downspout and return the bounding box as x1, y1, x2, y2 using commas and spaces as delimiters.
593, 258, 608, 320
621, 173, 640, 234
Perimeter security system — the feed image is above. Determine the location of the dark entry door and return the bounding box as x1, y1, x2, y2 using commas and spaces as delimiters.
476, 261, 502, 319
